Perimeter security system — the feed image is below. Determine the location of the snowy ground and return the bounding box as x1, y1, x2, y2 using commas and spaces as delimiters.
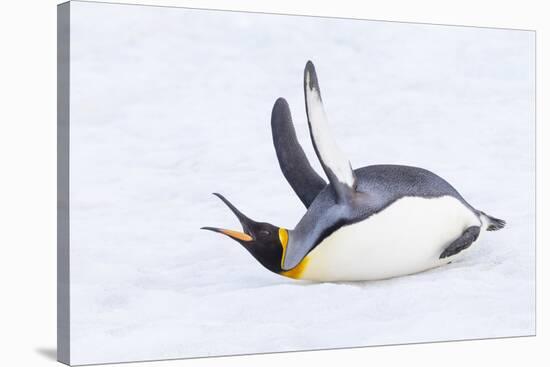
68, 2, 535, 365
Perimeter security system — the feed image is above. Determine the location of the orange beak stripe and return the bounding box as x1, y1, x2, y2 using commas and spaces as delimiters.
220, 229, 253, 242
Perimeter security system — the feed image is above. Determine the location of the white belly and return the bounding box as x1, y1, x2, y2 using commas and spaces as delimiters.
299, 196, 481, 281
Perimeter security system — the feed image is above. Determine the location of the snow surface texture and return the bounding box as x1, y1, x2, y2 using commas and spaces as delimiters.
68, 2, 535, 365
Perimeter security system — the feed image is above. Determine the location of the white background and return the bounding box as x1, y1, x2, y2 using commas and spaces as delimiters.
0, 0, 547, 366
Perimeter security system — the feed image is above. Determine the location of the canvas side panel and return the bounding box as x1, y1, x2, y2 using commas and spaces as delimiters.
57, 2, 70, 365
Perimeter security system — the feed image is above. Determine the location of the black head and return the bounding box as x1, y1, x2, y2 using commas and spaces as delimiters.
201, 193, 288, 274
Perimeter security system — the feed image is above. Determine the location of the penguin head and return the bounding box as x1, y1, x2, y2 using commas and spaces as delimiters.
201, 193, 288, 274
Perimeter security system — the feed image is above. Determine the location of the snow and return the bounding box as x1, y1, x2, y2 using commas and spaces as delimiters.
68, 1, 535, 365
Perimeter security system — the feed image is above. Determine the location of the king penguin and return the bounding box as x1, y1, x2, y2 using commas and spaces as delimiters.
202, 61, 505, 282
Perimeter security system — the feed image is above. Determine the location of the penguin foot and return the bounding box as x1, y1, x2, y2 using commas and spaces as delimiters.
439, 226, 481, 259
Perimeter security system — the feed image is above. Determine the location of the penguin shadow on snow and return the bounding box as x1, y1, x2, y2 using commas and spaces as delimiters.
202, 61, 506, 284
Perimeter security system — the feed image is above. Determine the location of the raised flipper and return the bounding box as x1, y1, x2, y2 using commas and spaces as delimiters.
439, 226, 481, 259
271, 98, 326, 208
304, 61, 357, 203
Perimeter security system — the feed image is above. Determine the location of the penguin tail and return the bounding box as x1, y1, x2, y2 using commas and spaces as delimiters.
478, 211, 506, 231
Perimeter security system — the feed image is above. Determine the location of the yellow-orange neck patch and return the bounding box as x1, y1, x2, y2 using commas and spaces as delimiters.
281, 257, 309, 279
278, 227, 308, 279
279, 228, 289, 267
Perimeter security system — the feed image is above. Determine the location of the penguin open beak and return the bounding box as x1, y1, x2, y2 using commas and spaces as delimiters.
201, 193, 256, 243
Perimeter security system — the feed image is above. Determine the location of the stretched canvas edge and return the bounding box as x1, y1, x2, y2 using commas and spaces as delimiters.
57, 1, 71, 365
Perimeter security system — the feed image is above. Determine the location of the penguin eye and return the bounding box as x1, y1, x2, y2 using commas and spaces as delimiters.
259, 230, 270, 237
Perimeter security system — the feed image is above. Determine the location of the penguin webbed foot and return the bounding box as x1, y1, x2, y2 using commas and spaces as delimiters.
439, 226, 481, 259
